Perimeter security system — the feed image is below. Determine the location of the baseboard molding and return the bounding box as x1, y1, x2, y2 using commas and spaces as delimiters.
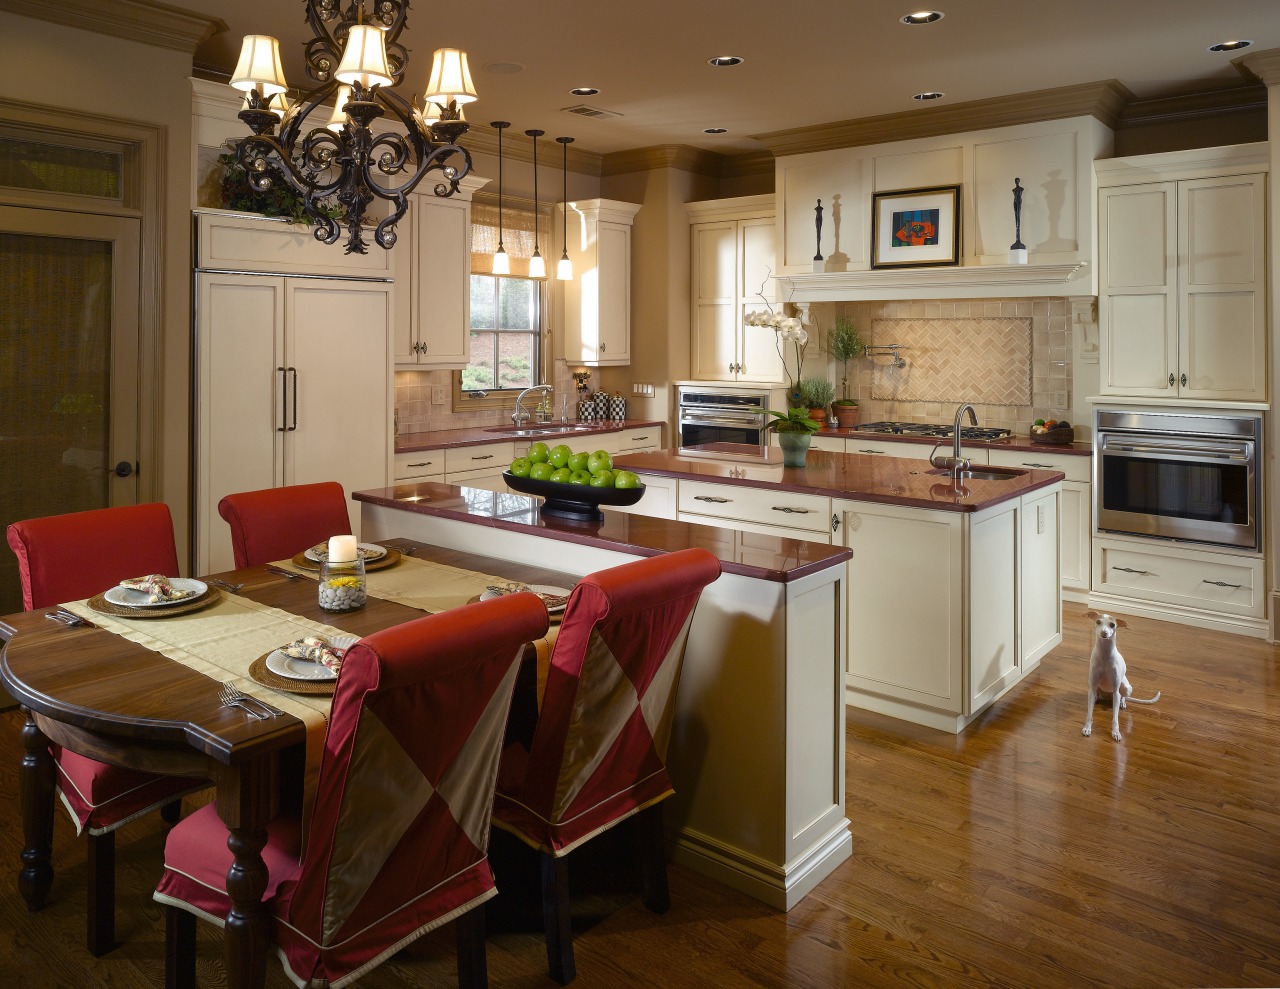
1087, 591, 1270, 639
669, 821, 852, 911
1062, 588, 1091, 605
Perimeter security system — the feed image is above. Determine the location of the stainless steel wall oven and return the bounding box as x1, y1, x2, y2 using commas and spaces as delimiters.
677, 385, 771, 459
1094, 408, 1262, 551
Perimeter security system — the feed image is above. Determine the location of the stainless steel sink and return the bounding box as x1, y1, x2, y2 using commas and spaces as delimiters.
485, 423, 603, 436
927, 467, 1022, 482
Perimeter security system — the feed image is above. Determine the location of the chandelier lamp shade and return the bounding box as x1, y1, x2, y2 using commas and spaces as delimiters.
556, 136, 574, 281
525, 129, 546, 278
229, 0, 476, 255
491, 121, 511, 275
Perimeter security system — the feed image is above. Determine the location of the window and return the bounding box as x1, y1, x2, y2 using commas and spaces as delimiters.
464, 274, 540, 392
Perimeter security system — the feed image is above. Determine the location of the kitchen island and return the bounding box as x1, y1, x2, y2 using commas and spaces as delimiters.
613, 447, 1066, 733
355, 482, 852, 911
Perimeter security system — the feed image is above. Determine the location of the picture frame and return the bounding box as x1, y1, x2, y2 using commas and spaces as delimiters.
870, 185, 961, 269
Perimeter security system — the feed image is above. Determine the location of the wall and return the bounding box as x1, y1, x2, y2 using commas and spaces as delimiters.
0, 10, 198, 562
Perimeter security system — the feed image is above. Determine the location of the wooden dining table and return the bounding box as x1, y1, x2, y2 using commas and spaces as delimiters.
0, 538, 572, 989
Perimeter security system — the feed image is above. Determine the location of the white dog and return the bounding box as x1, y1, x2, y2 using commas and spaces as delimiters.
1082, 611, 1161, 741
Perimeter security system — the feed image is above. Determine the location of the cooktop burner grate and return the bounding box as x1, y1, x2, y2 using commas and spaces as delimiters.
856, 421, 1013, 440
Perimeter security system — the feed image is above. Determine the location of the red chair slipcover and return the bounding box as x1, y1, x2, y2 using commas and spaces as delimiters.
491, 548, 721, 983
217, 481, 352, 568
5, 503, 211, 955
155, 592, 550, 989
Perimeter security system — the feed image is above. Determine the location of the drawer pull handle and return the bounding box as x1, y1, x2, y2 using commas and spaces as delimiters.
693, 495, 731, 504
772, 507, 811, 514
1022, 462, 1054, 468
857, 448, 884, 454
1203, 579, 1243, 589
406, 461, 433, 468
631, 435, 649, 441
1112, 566, 1152, 576
472, 454, 494, 461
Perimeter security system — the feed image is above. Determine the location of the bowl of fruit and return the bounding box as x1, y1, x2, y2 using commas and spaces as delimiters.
1030, 418, 1074, 444
505, 442, 646, 521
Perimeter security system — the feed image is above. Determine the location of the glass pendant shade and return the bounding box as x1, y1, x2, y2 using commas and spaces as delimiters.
231, 35, 288, 94
492, 246, 511, 274
335, 24, 394, 88
528, 251, 546, 279
557, 253, 573, 280
326, 85, 352, 131
424, 48, 478, 106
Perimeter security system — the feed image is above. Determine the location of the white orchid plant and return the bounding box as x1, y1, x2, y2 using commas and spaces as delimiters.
744, 308, 809, 400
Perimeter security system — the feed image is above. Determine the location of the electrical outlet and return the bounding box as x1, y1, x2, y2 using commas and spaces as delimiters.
632, 383, 644, 395
1050, 392, 1066, 409
432, 386, 447, 404
1036, 503, 1046, 534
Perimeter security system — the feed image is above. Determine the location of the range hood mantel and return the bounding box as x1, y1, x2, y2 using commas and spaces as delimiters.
776, 262, 1090, 303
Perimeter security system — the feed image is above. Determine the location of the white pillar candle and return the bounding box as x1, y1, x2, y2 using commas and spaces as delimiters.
328, 534, 358, 563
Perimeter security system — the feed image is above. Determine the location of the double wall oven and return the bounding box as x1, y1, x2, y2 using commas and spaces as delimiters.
1094, 408, 1262, 552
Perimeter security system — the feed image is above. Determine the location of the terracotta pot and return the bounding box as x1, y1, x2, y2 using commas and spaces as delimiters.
831, 404, 858, 428
807, 407, 827, 424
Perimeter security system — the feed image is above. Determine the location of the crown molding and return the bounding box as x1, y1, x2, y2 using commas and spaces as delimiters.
720, 151, 775, 180
1236, 47, 1280, 88
0, 0, 225, 52
461, 127, 603, 176
753, 80, 1133, 158
1118, 84, 1269, 128
601, 144, 724, 178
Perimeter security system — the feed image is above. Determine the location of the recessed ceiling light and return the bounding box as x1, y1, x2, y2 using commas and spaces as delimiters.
913, 91, 945, 101
1207, 40, 1252, 52
901, 10, 944, 24
707, 55, 745, 67
484, 62, 525, 74
704, 127, 727, 134
569, 87, 600, 96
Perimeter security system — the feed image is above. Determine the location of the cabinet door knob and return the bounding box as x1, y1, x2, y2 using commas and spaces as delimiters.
1181, 373, 1187, 387
1168, 373, 1175, 387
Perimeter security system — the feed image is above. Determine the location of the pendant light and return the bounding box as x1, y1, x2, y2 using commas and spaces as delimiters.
490, 121, 511, 274
525, 128, 546, 278
556, 136, 574, 281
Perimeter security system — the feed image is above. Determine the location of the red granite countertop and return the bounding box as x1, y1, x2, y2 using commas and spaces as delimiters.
612, 446, 1065, 512
395, 419, 666, 454
819, 425, 1092, 456
353, 482, 851, 583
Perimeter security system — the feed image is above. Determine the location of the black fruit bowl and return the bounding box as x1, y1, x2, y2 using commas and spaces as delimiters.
503, 472, 645, 521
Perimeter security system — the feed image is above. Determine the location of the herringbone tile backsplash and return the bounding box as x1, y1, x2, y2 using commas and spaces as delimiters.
868, 317, 1031, 405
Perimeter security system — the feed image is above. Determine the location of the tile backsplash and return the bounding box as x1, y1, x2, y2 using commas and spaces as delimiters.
394, 359, 576, 435
833, 297, 1078, 437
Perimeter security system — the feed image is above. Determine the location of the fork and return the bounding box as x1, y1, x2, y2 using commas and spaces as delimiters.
220, 681, 283, 718
265, 565, 301, 580
217, 682, 269, 720
209, 579, 244, 593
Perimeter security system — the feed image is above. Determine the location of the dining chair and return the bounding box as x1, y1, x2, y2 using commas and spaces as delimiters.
154, 591, 551, 989
217, 481, 352, 568
5, 502, 211, 956
490, 547, 722, 984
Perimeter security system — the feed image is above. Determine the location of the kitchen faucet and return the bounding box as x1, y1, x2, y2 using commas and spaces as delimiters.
931, 403, 978, 478
512, 384, 554, 425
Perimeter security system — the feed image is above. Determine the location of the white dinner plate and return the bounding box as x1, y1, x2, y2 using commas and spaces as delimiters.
304, 542, 387, 563
479, 584, 572, 614
265, 634, 358, 681
103, 578, 209, 609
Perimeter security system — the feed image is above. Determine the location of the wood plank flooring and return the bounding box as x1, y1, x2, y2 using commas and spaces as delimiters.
3, 605, 1279, 987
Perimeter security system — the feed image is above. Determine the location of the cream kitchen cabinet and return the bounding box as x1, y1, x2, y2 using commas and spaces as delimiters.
558, 199, 641, 366
687, 195, 787, 384
393, 450, 445, 482
1097, 148, 1267, 402
394, 174, 487, 369
676, 478, 832, 543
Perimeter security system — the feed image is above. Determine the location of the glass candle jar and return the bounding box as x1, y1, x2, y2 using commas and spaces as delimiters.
318, 556, 366, 612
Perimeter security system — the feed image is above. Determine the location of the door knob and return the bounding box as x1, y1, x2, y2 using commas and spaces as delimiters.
113, 461, 134, 477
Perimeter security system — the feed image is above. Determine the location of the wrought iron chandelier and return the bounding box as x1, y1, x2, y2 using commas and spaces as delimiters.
230, 0, 476, 254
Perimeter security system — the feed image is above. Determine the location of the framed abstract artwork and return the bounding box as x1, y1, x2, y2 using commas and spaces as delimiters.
870, 185, 961, 269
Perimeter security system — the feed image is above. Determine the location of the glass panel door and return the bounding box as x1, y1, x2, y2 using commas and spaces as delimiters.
0, 206, 140, 614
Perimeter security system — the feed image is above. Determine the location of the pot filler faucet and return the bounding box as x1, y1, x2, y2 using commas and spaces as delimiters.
930, 403, 978, 477
512, 384, 554, 425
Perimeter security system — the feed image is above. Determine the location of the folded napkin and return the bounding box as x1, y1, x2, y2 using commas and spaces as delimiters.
118, 574, 194, 604
486, 583, 569, 610
281, 635, 347, 674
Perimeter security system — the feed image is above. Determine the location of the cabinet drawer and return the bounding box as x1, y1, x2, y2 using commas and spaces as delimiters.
846, 438, 983, 462
678, 479, 830, 533
1094, 538, 1263, 617
988, 448, 1090, 483
394, 450, 445, 481
614, 426, 662, 451
444, 442, 514, 475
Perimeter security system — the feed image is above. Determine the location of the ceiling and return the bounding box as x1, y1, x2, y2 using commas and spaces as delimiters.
186, 0, 1278, 156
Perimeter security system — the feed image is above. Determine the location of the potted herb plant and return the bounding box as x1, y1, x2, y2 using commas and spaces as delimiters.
828, 315, 864, 428
798, 377, 836, 425
765, 407, 820, 468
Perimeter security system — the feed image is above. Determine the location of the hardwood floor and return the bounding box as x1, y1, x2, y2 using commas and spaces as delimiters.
3, 605, 1279, 987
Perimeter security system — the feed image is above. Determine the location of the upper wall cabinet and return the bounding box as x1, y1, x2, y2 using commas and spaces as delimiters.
394, 174, 489, 369
556, 199, 641, 366
774, 116, 1112, 301
1095, 144, 1268, 404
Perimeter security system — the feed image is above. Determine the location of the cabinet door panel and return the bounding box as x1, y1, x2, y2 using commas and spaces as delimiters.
692, 301, 738, 380
693, 222, 736, 301
1102, 294, 1173, 394
414, 197, 470, 367
968, 504, 1019, 709
597, 221, 631, 361
740, 218, 776, 303
1182, 291, 1264, 397
1101, 185, 1173, 289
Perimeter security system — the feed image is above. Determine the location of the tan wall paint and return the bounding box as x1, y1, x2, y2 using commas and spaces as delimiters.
1, 11, 195, 565
1114, 111, 1268, 157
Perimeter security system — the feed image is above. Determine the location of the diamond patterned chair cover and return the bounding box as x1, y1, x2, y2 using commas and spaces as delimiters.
5, 503, 211, 956
491, 547, 721, 983
218, 481, 352, 568
154, 592, 550, 989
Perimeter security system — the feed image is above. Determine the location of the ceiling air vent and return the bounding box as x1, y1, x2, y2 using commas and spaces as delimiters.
561, 104, 622, 120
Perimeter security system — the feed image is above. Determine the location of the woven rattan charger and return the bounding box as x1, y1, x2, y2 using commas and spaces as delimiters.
247, 653, 336, 696
289, 547, 402, 573
86, 586, 222, 620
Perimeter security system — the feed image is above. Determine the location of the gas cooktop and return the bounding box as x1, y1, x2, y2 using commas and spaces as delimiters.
856, 421, 1013, 441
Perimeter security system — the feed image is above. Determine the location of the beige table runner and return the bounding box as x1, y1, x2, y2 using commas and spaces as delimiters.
272, 554, 507, 613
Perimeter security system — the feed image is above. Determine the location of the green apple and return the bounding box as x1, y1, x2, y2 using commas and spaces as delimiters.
527, 442, 550, 464
614, 470, 642, 489
549, 467, 572, 483
587, 451, 613, 475
589, 469, 614, 488
529, 462, 555, 481
567, 451, 590, 473
509, 457, 532, 478
549, 444, 572, 469
568, 469, 593, 485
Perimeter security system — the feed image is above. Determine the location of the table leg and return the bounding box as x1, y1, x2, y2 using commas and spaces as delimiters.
216, 759, 273, 989
18, 708, 54, 911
